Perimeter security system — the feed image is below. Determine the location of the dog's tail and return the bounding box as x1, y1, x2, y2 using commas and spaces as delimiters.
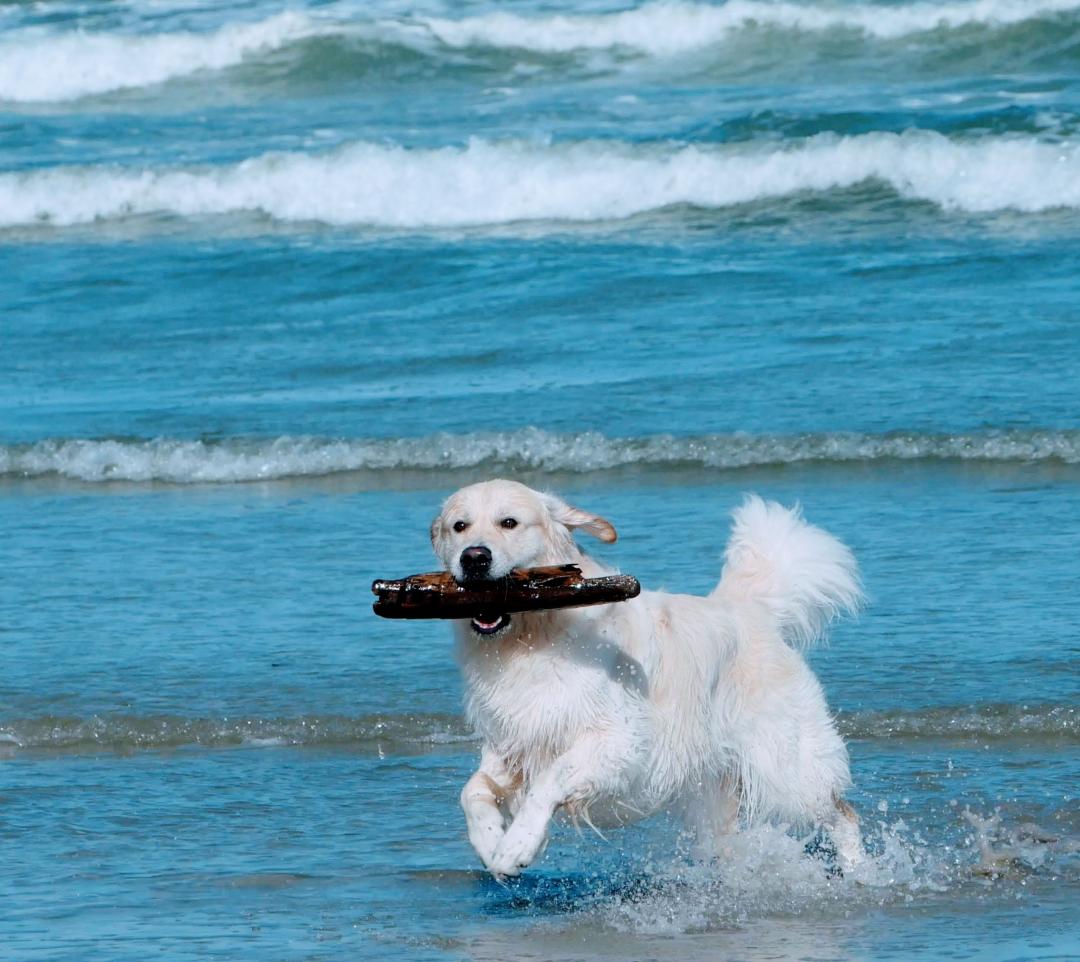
712, 495, 863, 650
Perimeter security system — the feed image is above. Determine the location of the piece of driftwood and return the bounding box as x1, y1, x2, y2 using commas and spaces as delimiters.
372, 564, 641, 620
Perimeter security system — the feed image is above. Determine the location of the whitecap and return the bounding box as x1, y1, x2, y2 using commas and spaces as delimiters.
0, 11, 330, 102
4, 132, 1080, 229
2, 429, 1078, 484
5, 0, 1080, 103
419, 0, 1080, 55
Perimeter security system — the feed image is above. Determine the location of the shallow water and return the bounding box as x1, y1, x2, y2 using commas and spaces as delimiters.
2, 0, 1079, 959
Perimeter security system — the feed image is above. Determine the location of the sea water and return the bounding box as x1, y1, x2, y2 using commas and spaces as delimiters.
1, 1, 1078, 959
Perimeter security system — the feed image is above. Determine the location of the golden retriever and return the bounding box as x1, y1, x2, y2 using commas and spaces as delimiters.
430, 479, 863, 878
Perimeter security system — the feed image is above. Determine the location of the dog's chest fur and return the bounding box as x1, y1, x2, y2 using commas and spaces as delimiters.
457, 623, 639, 781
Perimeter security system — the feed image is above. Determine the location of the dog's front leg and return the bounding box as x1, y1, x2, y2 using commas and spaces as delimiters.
461, 748, 516, 871
488, 734, 616, 878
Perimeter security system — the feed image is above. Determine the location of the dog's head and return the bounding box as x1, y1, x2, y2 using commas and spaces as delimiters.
431, 479, 616, 637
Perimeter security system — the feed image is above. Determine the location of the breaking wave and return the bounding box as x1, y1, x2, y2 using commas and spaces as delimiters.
419, 0, 1080, 55
2, 429, 1078, 484
0, 11, 330, 103
5, 133, 1080, 229
2, 703, 1072, 754
5, 0, 1080, 102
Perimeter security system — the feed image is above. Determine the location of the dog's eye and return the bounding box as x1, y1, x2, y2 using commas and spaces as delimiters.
453, 520, 469, 533
500, 517, 518, 530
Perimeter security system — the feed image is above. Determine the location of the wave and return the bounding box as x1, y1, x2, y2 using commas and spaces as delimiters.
2, 703, 1073, 754
0, 11, 330, 103
419, 0, 1080, 55
4, 132, 1080, 229
2, 429, 1078, 484
0, 712, 472, 754
839, 703, 1079, 743
3, 0, 1080, 103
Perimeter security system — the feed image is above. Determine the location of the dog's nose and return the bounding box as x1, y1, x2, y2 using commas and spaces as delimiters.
460, 545, 493, 579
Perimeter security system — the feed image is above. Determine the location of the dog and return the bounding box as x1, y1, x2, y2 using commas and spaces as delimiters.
430, 479, 864, 879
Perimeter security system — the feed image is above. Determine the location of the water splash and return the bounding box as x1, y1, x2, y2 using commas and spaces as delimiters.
540, 811, 1074, 935
962, 808, 1076, 877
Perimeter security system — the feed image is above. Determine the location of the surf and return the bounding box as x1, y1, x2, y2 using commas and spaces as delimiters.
6, 0, 1080, 103
3, 429, 1079, 484
5, 132, 1080, 231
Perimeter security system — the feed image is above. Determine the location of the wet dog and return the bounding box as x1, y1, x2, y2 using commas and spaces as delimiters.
431, 479, 863, 878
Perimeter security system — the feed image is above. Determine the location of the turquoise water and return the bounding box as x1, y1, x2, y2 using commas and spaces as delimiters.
2, 0, 1079, 959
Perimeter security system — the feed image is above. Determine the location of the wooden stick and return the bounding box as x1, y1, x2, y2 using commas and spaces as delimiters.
372, 564, 641, 620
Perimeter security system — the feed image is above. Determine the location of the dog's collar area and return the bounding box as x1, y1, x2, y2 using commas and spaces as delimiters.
470, 613, 511, 636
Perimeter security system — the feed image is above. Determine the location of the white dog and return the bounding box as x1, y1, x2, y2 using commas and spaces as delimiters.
430, 479, 863, 879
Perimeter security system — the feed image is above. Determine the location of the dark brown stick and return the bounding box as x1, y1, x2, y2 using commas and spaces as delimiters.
372, 564, 641, 620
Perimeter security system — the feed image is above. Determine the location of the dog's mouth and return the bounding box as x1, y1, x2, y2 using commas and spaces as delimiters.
470, 612, 511, 636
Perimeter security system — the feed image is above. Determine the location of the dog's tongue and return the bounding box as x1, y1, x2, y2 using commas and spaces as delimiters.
471, 612, 509, 635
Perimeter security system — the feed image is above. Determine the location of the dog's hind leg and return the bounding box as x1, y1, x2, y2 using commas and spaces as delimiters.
821, 794, 863, 872
680, 777, 741, 860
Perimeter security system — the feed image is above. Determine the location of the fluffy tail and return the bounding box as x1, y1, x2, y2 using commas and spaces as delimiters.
713, 495, 863, 649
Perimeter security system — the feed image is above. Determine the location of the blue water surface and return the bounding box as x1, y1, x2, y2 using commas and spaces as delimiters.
2, 0, 1079, 959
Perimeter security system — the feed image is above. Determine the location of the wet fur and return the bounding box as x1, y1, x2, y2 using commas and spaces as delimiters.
431, 479, 864, 878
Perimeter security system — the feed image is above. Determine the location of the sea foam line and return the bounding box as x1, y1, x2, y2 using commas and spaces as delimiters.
0, 712, 472, 753
839, 703, 1079, 742
420, 0, 1080, 55
2, 430, 1078, 484
2, 704, 1073, 754
4, 132, 1080, 228
3, 0, 1080, 103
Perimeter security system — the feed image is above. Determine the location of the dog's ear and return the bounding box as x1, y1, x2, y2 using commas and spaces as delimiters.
430, 516, 443, 548
543, 494, 617, 543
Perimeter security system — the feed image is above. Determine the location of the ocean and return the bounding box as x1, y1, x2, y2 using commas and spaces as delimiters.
1, 0, 1078, 959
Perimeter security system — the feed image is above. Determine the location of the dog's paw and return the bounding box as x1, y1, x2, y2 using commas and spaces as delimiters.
470, 834, 502, 872
487, 821, 548, 878
465, 813, 506, 870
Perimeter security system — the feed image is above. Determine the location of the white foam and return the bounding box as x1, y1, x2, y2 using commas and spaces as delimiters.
590, 804, 1076, 935
4, 132, 1080, 228
842, 704, 1078, 741
6, 0, 1079, 103
2, 430, 1078, 483
0, 11, 329, 102
588, 819, 941, 935
962, 809, 1059, 876
0, 712, 472, 752
420, 0, 1080, 55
